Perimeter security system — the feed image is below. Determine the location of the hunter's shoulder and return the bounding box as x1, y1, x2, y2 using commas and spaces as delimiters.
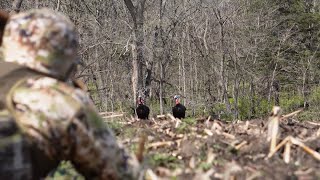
10, 77, 95, 114
8, 76, 105, 129
13, 76, 90, 103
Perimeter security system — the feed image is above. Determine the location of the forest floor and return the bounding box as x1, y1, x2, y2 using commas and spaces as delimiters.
105, 112, 320, 180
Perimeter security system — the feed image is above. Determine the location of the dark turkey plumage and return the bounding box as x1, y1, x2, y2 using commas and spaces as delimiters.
172, 95, 186, 119
172, 104, 186, 119
136, 104, 150, 120
136, 96, 150, 120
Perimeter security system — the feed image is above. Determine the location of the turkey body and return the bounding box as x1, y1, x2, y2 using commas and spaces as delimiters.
172, 104, 186, 119
136, 104, 150, 120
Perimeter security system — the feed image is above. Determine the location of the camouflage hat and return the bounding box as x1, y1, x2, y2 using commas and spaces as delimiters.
2, 8, 78, 80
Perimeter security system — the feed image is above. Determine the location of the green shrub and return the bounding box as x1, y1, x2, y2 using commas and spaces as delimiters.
183, 117, 196, 125
176, 122, 190, 134
255, 98, 273, 117
280, 93, 304, 112
310, 86, 320, 106
104, 120, 124, 135
297, 87, 320, 121
210, 103, 233, 121
238, 97, 251, 120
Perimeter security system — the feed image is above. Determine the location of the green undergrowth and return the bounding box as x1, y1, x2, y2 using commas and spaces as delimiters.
148, 153, 181, 169
176, 117, 196, 133
208, 87, 320, 121
47, 161, 83, 180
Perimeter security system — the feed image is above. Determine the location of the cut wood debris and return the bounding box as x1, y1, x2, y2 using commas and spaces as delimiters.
104, 107, 320, 179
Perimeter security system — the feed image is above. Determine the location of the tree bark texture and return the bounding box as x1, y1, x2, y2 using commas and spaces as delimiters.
124, 0, 147, 104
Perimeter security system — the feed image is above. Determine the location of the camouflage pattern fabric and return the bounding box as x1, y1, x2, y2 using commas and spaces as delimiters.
0, 110, 32, 180
1, 8, 140, 179
5, 75, 139, 179
2, 8, 78, 80
0, 64, 60, 180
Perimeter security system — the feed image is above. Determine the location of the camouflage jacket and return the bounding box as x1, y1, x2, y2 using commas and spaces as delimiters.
0, 63, 139, 179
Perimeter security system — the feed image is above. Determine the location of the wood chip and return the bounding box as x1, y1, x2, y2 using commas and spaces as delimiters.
268, 136, 290, 158
206, 149, 216, 164
189, 156, 196, 169
290, 137, 320, 161
283, 140, 291, 164
204, 129, 213, 136
280, 108, 303, 120
147, 141, 174, 149
175, 119, 182, 128
268, 111, 280, 153
156, 115, 166, 119
222, 132, 236, 139
101, 114, 124, 119
167, 113, 176, 121
235, 141, 247, 150
145, 169, 158, 180
306, 121, 320, 126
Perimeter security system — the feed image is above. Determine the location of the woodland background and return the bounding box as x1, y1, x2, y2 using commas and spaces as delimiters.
2, 0, 320, 120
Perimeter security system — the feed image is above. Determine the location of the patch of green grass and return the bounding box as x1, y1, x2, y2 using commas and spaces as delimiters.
176, 122, 190, 134
47, 161, 84, 180
175, 117, 196, 134
212, 144, 223, 151
122, 126, 136, 137
212, 158, 224, 166
149, 153, 180, 169
298, 111, 320, 121
129, 143, 137, 153
170, 177, 178, 180
104, 120, 124, 135
198, 162, 212, 171
280, 93, 304, 112
183, 117, 196, 125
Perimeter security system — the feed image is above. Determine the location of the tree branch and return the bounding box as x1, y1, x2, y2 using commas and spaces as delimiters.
124, 0, 136, 22
11, 0, 24, 14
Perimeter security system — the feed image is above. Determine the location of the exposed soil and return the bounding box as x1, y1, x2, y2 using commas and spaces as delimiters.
111, 114, 320, 180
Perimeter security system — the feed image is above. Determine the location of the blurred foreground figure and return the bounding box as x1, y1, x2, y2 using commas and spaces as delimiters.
0, 8, 139, 179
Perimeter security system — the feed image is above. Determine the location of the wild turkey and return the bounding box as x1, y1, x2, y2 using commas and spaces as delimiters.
172, 95, 186, 119
136, 96, 150, 120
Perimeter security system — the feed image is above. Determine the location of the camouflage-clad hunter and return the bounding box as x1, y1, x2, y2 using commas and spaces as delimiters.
0, 9, 139, 179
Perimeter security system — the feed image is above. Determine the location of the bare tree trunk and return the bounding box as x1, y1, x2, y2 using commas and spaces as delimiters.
232, 41, 239, 119
90, 68, 103, 110
155, 0, 166, 114
159, 62, 164, 114
35, 0, 39, 8
124, 0, 147, 105
215, 9, 231, 113
273, 80, 280, 106
178, 32, 186, 104
109, 58, 115, 112
302, 57, 312, 108
249, 78, 256, 117
131, 43, 138, 104
182, 40, 186, 104
11, 0, 24, 13
94, 27, 108, 111
268, 63, 277, 104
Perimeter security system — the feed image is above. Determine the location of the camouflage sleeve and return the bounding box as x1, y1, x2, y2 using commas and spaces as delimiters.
6, 76, 140, 179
